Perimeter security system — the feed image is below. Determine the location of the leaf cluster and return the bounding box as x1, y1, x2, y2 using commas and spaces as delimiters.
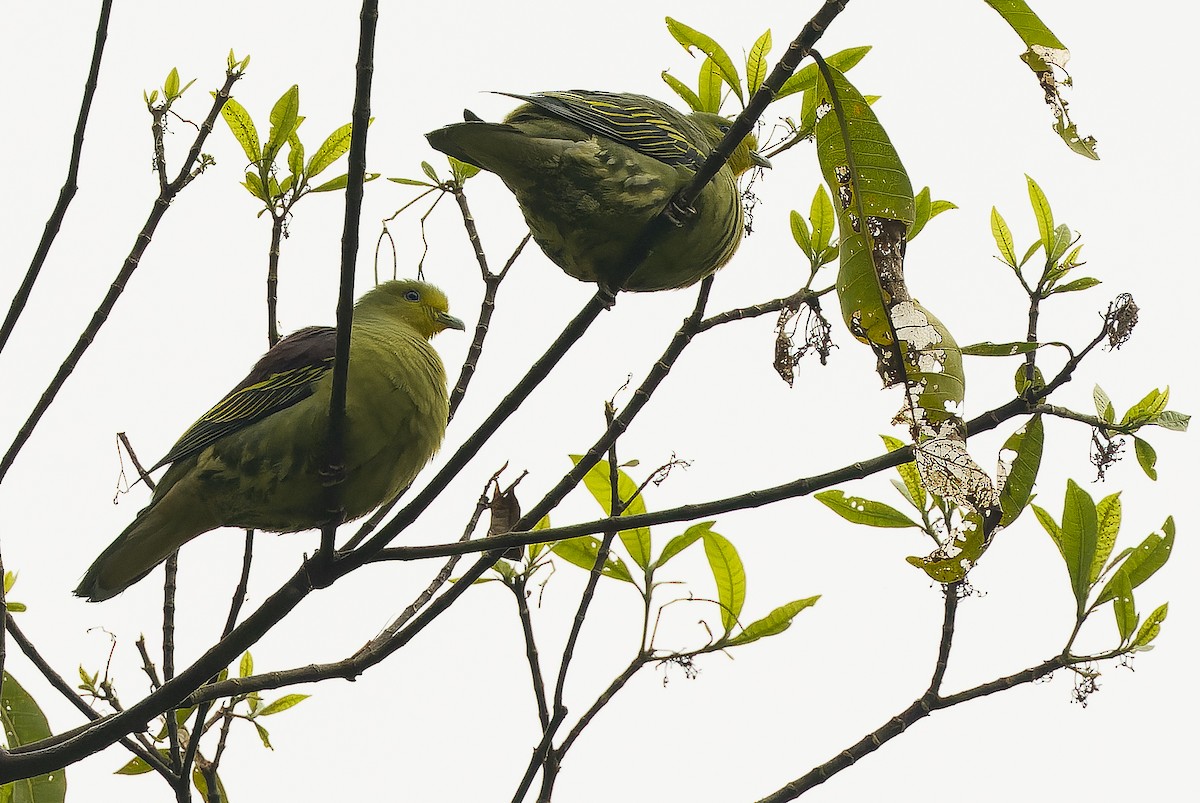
221, 84, 377, 217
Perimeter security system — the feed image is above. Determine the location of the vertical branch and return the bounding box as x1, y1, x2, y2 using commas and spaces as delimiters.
0, 0, 113, 356
928, 583, 960, 695
319, 0, 380, 557
512, 578, 550, 730
267, 214, 285, 346
162, 553, 182, 774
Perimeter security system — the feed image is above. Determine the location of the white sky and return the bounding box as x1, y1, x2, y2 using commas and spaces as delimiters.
1, 2, 1195, 801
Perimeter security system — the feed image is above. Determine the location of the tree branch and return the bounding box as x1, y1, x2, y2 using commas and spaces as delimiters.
318, 0, 380, 558
0, 65, 241, 484
0, 0, 113, 356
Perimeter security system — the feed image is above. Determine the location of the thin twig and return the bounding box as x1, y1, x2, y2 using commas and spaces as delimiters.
267, 214, 285, 346
697, 286, 831, 332
511, 578, 550, 730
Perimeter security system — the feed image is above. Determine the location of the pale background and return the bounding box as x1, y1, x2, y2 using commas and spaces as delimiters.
1, 2, 1194, 801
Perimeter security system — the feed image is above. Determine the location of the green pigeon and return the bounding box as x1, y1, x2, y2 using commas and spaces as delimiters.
426, 90, 768, 292
76, 280, 464, 602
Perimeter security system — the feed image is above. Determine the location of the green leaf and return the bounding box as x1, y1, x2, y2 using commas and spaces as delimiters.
174, 706, 196, 730
777, 46, 871, 100
1, 672, 66, 801
265, 84, 301, 162
257, 693, 310, 717
1093, 385, 1115, 423
1120, 387, 1169, 427
1061, 479, 1099, 611
930, 199, 957, 218
908, 187, 931, 242
809, 185, 835, 256
449, 156, 480, 184
1032, 503, 1065, 563
960, 341, 1041, 357
697, 56, 722, 114
1094, 518, 1175, 605
284, 130, 302, 178
906, 512, 987, 583
1046, 223, 1072, 262
1025, 175, 1054, 259
239, 651, 253, 678
569, 455, 651, 570
907, 190, 954, 242
388, 176, 435, 188
664, 17, 743, 104
114, 756, 154, 776
660, 70, 704, 112
4, 603, 24, 614
1089, 493, 1121, 585
726, 596, 820, 646
306, 121, 353, 179
1054, 118, 1100, 160
814, 490, 920, 528
1150, 410, 1189, 432
3, 572, 14, 594
550, 537, 634, 583
221, 96, 262, 164
998, 415, 1043, 527
1132, 602, 1168, 649
1111, 570, 1136, 643
702, 530, 745, 634
242, 170, 268, 202
789, 210, 813, 258
1133, 437, 1157, 481
527, 514, 551, 562
254, 720, 274, 750
984, 0, 1067, 52
654, 522, 711, 570
1014, 364, 1045, 395
880, 434, 924, 510
309, 172, 380, 193
164, 67, 180, 98
192, 767, 229, 803
1018, 238, 1042, 268
909, 186, 952, 241
746, 29, 772, 92
1048, 277, 1101, 295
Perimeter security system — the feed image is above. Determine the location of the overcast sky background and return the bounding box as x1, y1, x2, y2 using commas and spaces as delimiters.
1, 2, 1195, 801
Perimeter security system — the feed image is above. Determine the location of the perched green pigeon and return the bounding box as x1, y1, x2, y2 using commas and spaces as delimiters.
76, 280, 464, 602
426, 90, 768, 292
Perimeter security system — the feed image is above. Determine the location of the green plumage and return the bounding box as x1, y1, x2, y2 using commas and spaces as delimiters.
76, 280, 464, 602
426, 90, 767, 293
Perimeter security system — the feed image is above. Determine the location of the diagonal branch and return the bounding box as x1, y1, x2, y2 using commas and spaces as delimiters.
0, 66, 242, 485
0, 0, 113, 357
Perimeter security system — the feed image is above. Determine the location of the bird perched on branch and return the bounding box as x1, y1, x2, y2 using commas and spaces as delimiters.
426, 90, 768, 293
75, 280, 464, 602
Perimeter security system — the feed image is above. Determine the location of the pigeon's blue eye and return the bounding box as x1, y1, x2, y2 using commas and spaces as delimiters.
404, 290, 420, 302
